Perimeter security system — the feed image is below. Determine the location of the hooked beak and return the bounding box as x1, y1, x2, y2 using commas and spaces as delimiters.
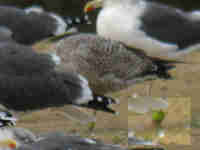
0, 139, 17, 149
84, 0, 103, 13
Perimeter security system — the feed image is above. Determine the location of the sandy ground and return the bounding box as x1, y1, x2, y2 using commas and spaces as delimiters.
132, 51, 200, 149
16, 43, 200, 149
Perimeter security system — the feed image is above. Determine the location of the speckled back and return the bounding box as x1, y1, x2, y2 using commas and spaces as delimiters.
55, 34, 156, 93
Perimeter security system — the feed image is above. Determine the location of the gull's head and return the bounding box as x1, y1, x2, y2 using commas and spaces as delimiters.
84, 0, 103, 13
0, 111, 18, 149
0, 139, 17, 149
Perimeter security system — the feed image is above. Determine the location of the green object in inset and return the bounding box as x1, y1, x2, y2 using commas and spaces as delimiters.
152, 110, 166, 124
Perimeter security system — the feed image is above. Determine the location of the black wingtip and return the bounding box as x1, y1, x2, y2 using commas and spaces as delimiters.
150, 57, 184, 79
81, 94, 119, 115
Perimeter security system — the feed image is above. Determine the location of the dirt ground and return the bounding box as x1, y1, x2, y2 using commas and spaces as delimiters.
132, 50, 200, 149
16, 46, 200, 150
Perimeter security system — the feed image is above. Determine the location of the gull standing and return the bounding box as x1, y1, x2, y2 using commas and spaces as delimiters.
84, 0, 200, 57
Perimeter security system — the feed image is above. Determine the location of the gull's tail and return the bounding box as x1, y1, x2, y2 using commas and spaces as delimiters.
150, 57, 186, 79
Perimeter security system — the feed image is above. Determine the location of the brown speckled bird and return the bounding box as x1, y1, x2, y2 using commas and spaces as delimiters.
40, 33, 175, 94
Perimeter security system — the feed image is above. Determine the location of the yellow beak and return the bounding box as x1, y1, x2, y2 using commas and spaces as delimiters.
0, 139, 17, 149
84, 0, 103, 13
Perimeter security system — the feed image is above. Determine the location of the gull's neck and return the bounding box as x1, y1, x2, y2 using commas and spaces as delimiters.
0, 128, 13, 141
103, 0, 141, 8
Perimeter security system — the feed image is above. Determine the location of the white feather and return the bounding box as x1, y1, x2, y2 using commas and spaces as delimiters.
75, 75, 93, 105
49, 52, 61, 65
97, 0, 178, 57
189, 10, 200, 20
83, 138, 96, 144
24, 6, 44, 14
49, 13, 67, 35
0, 129, 20, 148
0, 129, 13, 141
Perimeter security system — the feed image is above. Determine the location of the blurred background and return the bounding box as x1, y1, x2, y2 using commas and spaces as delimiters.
0, 0, 199, 13
0, 0, 200, 33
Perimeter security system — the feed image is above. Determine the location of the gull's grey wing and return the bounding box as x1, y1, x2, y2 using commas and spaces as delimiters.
0, 26, 13, 42
0, 42, 117, 114
0, 42, 55, 76
140, 2, 200, 49
0, 6, 57, 44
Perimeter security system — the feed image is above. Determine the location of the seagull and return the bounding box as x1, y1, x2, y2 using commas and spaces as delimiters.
0, 110, 45, 150
84, 0, 200, 57
50, 33, 178, 93
0, 36, 118, 115
0, 110, 126, 150
0, 127, 38, 150
0, 5, 90, 45
0, 110, 17, 149
16, 133, 127, 150
0, 111, 127, 150
1, 127, 127, 150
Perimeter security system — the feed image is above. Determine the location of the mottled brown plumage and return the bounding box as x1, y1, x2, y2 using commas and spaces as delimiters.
52, 33, 172, 93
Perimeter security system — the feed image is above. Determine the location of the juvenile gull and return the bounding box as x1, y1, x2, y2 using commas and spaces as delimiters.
50, 33, 177, 93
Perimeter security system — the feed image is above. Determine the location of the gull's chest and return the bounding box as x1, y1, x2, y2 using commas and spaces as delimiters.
97, 5, 143, 37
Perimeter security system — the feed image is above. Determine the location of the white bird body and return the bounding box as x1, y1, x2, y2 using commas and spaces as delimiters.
0, 129, 16, 144
84, 0, 200, 57
97, 0, 179, 57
